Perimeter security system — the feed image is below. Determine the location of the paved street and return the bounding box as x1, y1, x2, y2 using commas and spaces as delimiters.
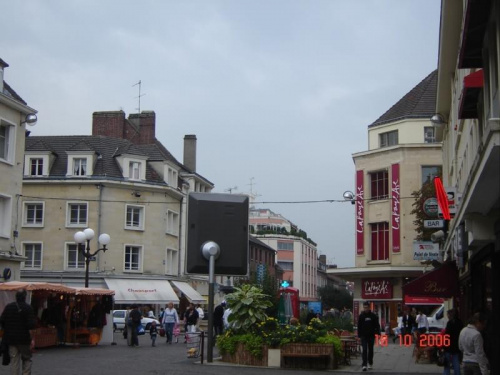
0, 333, 442, 375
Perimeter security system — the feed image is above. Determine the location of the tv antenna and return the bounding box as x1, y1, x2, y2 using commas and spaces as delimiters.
132, 80, 146, 113
225, 186, 238, 194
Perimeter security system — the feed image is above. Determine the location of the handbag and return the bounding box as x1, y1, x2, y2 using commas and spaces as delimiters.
159, 328, 166, 337
436, 349, 447, 367
137, 324, 145, 336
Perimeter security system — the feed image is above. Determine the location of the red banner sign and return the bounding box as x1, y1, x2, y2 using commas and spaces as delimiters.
361, 278, 393, 299
391, 164, 400, 253
356, 170, 364, 255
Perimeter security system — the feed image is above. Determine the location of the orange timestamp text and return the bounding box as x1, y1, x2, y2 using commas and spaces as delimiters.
375, 334, 451, 348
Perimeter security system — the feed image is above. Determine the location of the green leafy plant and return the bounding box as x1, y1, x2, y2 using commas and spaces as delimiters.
316, 335, 342, 358
226, 284, 272, 332
216, 332, 264, 358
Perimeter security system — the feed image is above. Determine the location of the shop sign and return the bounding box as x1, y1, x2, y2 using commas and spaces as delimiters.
391, 164, 400, 253
423, 198, 439, 217
356, 170, 364, 255
424, 219, 444, 228
413, 241, 442, 261
361, 278, 393, 299
438, 188, 462, 219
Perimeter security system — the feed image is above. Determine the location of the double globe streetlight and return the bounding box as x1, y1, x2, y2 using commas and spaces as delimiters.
74, 228, 111, 288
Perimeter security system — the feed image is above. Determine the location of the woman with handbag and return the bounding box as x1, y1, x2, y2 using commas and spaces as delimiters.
161, 302, 179, 345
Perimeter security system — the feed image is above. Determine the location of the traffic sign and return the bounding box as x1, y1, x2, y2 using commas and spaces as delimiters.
424, 219, 444, 228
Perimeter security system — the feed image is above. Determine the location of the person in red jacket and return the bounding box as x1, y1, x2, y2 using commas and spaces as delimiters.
357, 301, 381, 372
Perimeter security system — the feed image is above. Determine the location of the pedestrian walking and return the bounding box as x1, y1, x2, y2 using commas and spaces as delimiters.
150, 321, 158, 347
357, 301, 381, 372
443, 308, 463, 375
416, 309, 429, 334
213, 301, 225, 341
0, 289, 36, 375
128, 304, 142, 347
459, 312, 489, 375
195, 304, 204, 331
161, 302, 179, 344
185, 303, 199, 334
401, 309, 411, 337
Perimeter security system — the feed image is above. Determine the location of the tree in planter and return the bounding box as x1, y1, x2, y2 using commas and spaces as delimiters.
317, 284, 353, 311
226, 284, 272, 332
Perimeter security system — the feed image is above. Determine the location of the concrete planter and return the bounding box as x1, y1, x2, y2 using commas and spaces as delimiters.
267, 348, 281, 367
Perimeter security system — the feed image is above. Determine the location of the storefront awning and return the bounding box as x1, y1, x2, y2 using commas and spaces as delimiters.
404, 296, 446, 305
170, 281, 205, 303
402, 262, 458, 298
459, 70, 484, 119
458, 0, 490, 68
104, 278, 179, 304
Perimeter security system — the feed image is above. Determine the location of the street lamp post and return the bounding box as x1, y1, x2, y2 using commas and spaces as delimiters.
74, 228, 111, 288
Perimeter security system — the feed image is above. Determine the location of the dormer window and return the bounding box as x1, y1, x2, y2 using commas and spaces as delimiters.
73, 158, 87, 176
66, 152, 94, 177
24, 152, 52, 177
129, 161, 141, 180
166, 165, 178, 188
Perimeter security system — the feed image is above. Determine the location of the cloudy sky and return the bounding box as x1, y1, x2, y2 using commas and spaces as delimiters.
1, 0, 440, 267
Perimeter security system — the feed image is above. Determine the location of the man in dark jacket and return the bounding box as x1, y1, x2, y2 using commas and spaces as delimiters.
128, 304, 142, 347
443, 308, 463, 375
0, 290, 36, 375
358, 301, 381, 372
213, 301, 225, 340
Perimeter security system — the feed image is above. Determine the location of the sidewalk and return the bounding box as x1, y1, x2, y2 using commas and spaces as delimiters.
337, 340, 442, 374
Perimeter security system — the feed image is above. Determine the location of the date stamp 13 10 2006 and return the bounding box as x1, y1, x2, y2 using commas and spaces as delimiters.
375, 334, 451, 348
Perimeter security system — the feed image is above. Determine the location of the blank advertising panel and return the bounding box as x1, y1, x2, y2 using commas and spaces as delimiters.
186, 193, 249, 275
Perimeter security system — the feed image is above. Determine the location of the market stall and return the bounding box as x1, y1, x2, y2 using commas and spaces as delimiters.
0, 282, 114, 348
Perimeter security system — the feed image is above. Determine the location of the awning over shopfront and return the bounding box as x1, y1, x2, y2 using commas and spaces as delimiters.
105, 278, 179, 304
404, 296, 446, 305
170, 281, 205, 303
402, 262, 458, 299
459, 70, 484, 119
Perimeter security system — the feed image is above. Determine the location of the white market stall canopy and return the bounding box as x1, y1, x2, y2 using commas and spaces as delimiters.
170, 281, 205, 303
105, 278, 179, 304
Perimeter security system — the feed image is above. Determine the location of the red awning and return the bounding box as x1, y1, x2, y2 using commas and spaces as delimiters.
403, 262, 458, 298
458, 0, 491, 68
404, 296, 446, 305
459, 70, 484, 119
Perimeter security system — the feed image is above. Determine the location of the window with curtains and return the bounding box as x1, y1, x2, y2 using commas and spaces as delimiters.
370, 222, 389, 261
73, 158, 87, 176
124, 245, 142, 272
370, 170, 388, 200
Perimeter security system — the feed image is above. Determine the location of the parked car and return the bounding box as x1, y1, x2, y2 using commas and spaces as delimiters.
112, 310, 161, 332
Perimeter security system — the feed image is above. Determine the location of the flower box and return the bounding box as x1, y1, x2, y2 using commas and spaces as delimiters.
221, 343, 267, 366
281, 343, 337, 370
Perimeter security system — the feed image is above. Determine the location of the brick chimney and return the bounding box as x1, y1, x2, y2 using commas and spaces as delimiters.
92, 111, 126, 138
183, 135, 197, 172
127, 111, 156, 144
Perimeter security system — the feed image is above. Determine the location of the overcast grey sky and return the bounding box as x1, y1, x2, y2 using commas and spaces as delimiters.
1, 0, 440, 267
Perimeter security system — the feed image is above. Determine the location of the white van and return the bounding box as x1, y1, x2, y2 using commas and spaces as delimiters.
427, 304, 447, 332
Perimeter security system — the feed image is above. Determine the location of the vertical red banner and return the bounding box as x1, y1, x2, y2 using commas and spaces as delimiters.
391, 164, 401, 252
353, 301, 359, 321
356, 170, 364, 255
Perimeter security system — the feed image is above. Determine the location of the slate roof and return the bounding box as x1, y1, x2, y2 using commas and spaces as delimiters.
2, 81, 27, 105
25, 135, 165, 184
369, 70, 437, 128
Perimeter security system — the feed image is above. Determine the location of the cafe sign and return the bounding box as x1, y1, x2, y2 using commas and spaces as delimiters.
361, 278, 393, 299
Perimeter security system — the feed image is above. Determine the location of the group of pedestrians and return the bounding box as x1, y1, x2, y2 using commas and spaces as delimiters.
357, 302, 490, 375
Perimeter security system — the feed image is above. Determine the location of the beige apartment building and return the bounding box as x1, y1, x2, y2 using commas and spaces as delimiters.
435, 1, 499, 371
19, 110, 213, 305
0, 58, 38, 281
329, 71, 443, 330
